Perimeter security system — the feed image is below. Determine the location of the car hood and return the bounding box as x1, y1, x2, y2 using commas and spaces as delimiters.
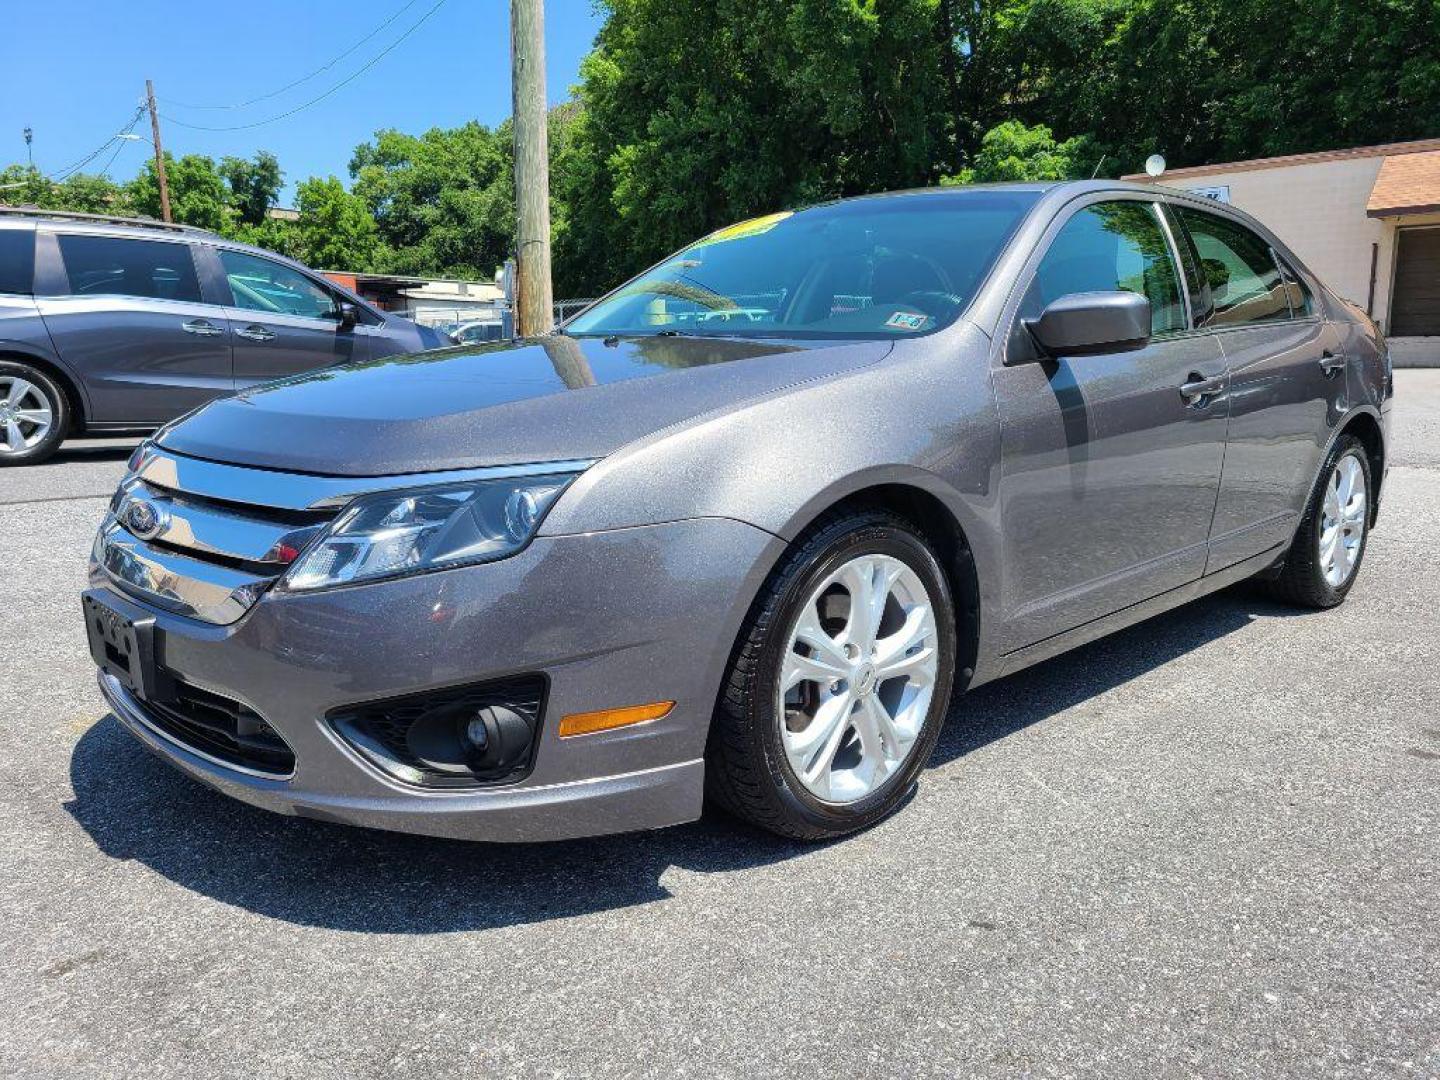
157, 334, 892, 475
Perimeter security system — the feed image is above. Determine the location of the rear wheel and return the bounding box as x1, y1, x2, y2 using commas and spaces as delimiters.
0, 361, 67, 466
1264, 434, 1371, 608
706, 509, 956, 840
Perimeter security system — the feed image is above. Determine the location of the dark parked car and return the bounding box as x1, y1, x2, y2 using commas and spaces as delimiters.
0, 208, 445, 465
84, 181, 1391, 842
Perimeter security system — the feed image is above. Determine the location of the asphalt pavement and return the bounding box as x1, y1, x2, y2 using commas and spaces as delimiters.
1, 376, 1437, 1079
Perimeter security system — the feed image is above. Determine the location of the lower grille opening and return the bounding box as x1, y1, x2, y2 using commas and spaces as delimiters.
329, 675, 546, 789
141, 681, 296, 777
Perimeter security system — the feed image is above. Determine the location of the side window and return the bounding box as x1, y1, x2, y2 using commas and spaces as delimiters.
1275, 256, 1315, 317
1173, 207, 1291, 326
1159, 203, 1214, 327
57, 235, 202, 303
219, 249, 339, 320
0, 228, 35, 295
1031, 201, 1186, 336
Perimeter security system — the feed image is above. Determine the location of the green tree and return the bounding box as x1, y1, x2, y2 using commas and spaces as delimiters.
942, 120, 1093, 183
293, 175, 380, 270
127, 153, 230, 231
350, 121, 514, 278
220, 151, 283, 226
0, 165, 129, 214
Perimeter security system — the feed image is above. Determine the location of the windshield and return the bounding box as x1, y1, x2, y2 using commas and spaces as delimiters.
566, 190, 1039, 340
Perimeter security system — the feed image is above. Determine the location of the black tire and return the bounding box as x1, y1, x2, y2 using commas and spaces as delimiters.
0, 360, 68, 466
1264, 434, 1372, 609
706, 508, 957, 840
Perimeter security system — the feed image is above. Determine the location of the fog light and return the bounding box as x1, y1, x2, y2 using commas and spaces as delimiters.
558, 700, 674, 738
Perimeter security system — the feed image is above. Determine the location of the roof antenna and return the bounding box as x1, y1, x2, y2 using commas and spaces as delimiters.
1090, 154, 1107, 179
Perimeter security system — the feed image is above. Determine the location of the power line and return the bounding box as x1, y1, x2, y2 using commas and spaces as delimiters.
0, 106, 148, 190
162, 0, 425, 110
162, 0, 449, 133
98, 108, 147, 180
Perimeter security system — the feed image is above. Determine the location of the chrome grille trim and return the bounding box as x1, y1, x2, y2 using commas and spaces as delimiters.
95, 522, 271, 624
137, 448, 597, 511
114, 480, 325, 567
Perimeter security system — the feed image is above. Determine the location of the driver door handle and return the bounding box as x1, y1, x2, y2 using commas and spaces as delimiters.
1179, 371, 1227, 406
181, 319, 224, 337
235, 324, 276, 342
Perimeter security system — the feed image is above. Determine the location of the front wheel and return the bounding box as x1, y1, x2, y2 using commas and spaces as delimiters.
1264, 434, 1372, 608
0, 361, 68, 466
706, 509, 957, 840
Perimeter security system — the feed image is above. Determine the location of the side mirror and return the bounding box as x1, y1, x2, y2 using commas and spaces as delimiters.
337, 301, 359, 331
1024, 291, 1150, 357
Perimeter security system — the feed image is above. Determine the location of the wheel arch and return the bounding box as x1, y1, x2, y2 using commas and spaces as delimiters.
0, 347, 88, 434
775, 476, 984, 694
1335, 408, 1385, 523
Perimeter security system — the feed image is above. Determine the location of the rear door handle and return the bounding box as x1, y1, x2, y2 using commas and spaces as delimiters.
1179, 372, 1227, 406
181, 319, 224, 337
1320, 351, 1346, 377
235, 325, 276, 342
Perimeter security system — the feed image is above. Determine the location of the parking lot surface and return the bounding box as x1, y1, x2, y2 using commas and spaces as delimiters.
2, 376, 1438, 1079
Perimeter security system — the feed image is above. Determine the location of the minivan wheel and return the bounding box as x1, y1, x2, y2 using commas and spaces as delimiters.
0, 361, 68, 466
706, 509, 956, 840
1264, 434, 1372, 608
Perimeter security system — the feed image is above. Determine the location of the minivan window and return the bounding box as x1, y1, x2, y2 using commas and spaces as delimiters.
0, 228, 35, 295
1173, 207, 1290, 326
1031, 201, 1186, 335
220, 249, 339, 320
566, 190, 1039, 339
57, 234, 202, 303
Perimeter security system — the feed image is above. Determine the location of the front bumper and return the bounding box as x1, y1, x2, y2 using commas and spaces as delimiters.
90, 516, 779, 842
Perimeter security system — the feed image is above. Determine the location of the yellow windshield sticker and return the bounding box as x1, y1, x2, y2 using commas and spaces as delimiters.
700, 211, 793, 246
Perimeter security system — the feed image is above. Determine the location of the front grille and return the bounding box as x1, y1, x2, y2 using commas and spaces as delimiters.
330, 675, 546, 788
141, 681, 296, 777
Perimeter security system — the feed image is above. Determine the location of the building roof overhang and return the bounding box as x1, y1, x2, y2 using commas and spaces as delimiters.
1366, 149, 1440, 218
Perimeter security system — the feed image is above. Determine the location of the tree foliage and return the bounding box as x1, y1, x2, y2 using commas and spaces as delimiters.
3, 0, 1437, 295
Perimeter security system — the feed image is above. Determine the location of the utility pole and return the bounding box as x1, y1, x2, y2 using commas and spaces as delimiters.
509, 0, 553, 336
144, 80, 172, 223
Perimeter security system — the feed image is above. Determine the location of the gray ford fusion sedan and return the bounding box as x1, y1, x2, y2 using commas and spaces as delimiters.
84, 181, 1392, 842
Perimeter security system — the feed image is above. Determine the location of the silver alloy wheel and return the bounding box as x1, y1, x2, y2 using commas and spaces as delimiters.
778, 553, 939, 803
0, 376, 54, 456
1319, 453, 1367, 587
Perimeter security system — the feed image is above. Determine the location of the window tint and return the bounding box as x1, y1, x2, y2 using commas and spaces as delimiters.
58, 234, 201, 303
0, 229, 35, 295
1173, 207, 1290, 326
220, 249, 338, 319
1032, 201, 1186, 335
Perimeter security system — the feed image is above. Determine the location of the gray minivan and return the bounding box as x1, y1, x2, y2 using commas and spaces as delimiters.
0, 208, 445, 465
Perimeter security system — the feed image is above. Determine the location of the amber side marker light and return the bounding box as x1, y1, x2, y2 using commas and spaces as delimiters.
558, 701, 675, 738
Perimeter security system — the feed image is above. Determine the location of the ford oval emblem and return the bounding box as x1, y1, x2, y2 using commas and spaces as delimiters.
125, 499, 168, 540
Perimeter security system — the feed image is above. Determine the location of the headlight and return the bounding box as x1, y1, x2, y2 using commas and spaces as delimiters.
282, 472, 579, 591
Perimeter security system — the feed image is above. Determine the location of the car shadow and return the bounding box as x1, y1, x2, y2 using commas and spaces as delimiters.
64, 583, 1294, 935
37, 440, 141, 466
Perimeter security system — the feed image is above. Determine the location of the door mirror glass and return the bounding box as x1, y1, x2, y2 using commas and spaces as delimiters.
1025, 290, 1151, 356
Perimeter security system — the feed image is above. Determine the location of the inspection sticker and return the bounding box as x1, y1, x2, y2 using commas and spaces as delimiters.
884, 311, 929, 331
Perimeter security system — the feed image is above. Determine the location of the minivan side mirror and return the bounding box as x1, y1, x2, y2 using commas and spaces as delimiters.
1024, 291, 1150, 357
337, 301, 359, 331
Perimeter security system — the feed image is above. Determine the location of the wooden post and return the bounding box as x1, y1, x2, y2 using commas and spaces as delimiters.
509, 0, 554, 336
145, 80, 172, 223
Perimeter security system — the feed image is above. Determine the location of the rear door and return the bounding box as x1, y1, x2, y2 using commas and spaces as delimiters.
993, 196, 1229, 650
1166, 203, 1345, 572
35, 231, 234, 425
212, 248, 367, 387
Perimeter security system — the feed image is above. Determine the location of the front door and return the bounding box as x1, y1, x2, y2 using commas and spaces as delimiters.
36, 232, 233, 425
1165, 203, 1346, 572
992, 197, 1229, 651
213, 248, 366, 388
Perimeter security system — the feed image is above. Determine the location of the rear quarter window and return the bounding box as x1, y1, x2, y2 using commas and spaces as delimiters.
56, 234, 202, 303
0, 228, 35, 295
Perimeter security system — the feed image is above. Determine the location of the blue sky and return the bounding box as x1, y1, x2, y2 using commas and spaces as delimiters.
0, 0, 606, 202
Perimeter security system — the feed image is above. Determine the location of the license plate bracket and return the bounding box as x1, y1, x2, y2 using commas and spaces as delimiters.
82, 589, 174, 703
